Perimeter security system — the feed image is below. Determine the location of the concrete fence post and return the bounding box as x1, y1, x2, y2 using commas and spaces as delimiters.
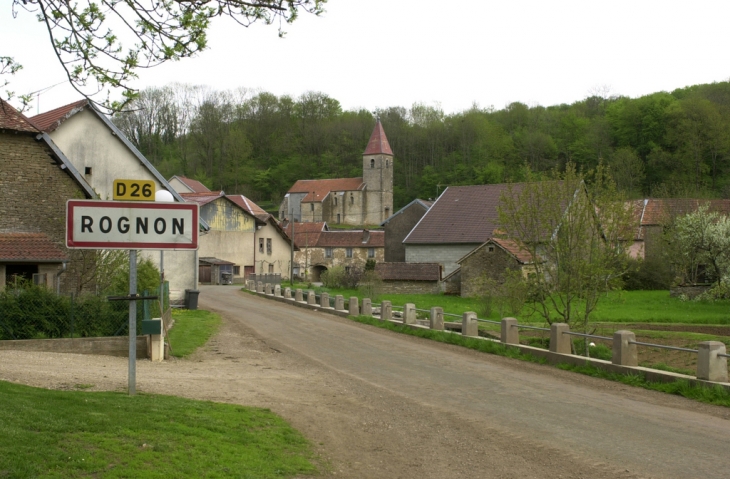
697, 341, 728, 383
404, 303, 416, 325
430, 307, 444, 330
362, 298, 372, 316
550, 323, 571, 354
274, 285, 281, 297
295, 289, 303, 302
320, 292, 329, 308
307, 290, 316, 305
381, 300, 392, 320
462, 311, 478, 337
335, 295, 345, 311
265, 283, 272, 295
248, 280, 255, 291
256, 282, 264, 293
501, 318, 519, 344
612, 330, 638, 367
284, 287, 292, 299
349, 297, 359, 315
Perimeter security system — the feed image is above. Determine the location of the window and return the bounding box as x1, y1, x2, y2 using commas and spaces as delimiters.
385, 207, 390, 217
350, 195, 354, 205
259, 238, 264, 253
334, 196, 338, 206
370, 159, 375, 168
488, 245, 495, 253
266, 238, 272, 255
386, 160, 389, 168
268, 264, 274, 273
346, 247, 353, 258
337, 213, 341, 224
233, 266, 241, 275
325, 247, 333, 258
368, 248, 375, 258
310, 203, 314, 211
345, 266, 351, 274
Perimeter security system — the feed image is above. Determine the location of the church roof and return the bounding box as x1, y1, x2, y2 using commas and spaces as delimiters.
0, 99, 39, 133
363, 120, 393, 156
288, 178, 365, 203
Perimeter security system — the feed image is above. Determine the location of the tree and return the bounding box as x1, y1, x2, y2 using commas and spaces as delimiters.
498, 163, 634, 343
609, 147, 645, 196
8, 0, 326, 111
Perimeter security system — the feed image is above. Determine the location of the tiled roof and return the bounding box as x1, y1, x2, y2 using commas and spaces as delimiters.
0, 99, 39, 133
227, 195, 269, 221
628, 198, 730, 240
0, 233, 67, 262
30, 99, 87, 132
381, 198, 432, 226
180, 191, 225, 206
316, 230, 384, 248
492, 238, 534, 264
287, 178, 365, 203
171, 175, 211, 193
283, 222, 328, 248
404, 183, 526, 244
374, 262, 440, 281
363, 120, 394, 156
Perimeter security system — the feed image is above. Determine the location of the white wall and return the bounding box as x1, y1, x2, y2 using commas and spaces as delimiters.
405, 243, 481, 276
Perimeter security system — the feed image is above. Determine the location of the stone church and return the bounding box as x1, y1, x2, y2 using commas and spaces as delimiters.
279, 120, 394, 226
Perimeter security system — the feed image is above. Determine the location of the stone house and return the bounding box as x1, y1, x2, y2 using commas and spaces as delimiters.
381, 199, 432, 262
403, 183, 527, 276
282, 222, 384, 281
30, 100, 201, 301
456, 238, 535, 298
0, 99, 96, 292
374, 262, 441, 294
279, 120, 394, 226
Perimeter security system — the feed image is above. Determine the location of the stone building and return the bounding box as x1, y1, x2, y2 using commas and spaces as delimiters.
279, 120, 394, 226
456, 238, 535, 298
381, 199, 432, 262
0, 99, 95, 292
373, 262, 441, 294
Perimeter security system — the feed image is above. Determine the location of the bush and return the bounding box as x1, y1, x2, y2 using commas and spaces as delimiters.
321, 265, 362, 289
623, 257, 674, 291
359, 270, 383, 302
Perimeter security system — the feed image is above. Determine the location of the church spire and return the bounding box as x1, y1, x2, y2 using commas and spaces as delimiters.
363, 119, 393, 156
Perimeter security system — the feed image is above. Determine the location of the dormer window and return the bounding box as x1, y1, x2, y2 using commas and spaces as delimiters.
370, 159, 375, 169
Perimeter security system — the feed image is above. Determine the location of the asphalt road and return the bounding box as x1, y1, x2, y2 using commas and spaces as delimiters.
198, 286, 730, 479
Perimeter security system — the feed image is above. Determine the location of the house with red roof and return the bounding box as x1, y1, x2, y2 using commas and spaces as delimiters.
0, 100, 95, 292
279, 120, 394, 226
29, 100, 201, 301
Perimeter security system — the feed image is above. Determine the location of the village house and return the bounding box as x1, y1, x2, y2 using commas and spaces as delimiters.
30, 100, 201, 302
283, 222, 383, 281
381, 199, 432, 262
0, 99, 96, 292
279, 120, 394, 226
170, 177, 296, 283
455, 238, 535, 298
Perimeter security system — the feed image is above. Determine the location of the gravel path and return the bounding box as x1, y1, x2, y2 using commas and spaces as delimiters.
2, 285, 730, 479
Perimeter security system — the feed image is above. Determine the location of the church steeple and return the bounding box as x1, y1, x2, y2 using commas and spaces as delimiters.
363, 119, 393, 156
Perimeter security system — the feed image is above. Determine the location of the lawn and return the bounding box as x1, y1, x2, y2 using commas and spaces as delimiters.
285, 285, 730, 325
0, 381, 317, 479
167, 309, 222, 357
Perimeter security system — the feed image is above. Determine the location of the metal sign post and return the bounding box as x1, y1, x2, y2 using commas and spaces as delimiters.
128, 250, 137, 395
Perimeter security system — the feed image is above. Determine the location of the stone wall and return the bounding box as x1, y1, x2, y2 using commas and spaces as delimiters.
384, 202, 428, 262
0, 335, 149, 358
460, 244, 521, 298
382, 280, 439, 294
0, 132, 89, 293
294, 245, 384, 280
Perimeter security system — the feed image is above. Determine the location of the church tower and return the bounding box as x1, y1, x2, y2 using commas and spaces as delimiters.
362, 119, 394, 225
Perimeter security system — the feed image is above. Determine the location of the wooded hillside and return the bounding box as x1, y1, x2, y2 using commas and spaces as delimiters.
113, 81, 730, 210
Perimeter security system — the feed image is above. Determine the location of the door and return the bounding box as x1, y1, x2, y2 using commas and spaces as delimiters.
199, 265, 211, 284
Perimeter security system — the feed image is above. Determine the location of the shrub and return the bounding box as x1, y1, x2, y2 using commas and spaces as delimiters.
359, 270, 383, 302
623, 257, 673, 290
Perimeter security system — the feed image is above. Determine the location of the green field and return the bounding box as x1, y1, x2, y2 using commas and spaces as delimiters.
288, 285, 730, 325
0, 381, 316, 479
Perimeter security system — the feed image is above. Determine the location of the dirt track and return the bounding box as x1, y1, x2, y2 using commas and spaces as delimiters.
2, 286, 730, 478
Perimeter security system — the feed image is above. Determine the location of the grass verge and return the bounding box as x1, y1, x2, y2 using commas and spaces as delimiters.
167, 309, 222, 358
0, 381, 317, 479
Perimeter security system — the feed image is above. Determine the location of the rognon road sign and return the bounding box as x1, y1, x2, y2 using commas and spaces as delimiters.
66, 200, 199, 250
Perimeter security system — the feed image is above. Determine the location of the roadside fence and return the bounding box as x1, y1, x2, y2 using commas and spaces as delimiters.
246, 280, 729, 384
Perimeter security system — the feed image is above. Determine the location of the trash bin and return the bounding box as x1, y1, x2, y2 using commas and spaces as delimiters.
221, 272, 233, 285
185, 289, 200, 310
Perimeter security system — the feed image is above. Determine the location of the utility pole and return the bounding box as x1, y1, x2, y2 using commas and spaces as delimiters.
290, 220, 295, 286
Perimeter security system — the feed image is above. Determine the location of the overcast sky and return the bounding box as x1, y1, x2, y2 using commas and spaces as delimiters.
3, 0, 730, 115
